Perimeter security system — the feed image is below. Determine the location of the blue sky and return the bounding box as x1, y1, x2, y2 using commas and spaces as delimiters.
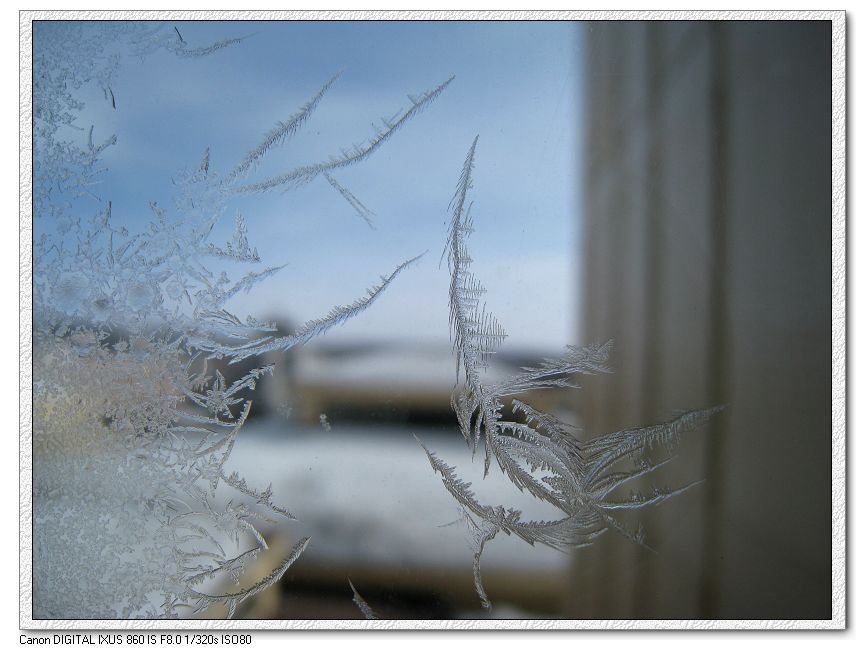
41, 20, 585, 351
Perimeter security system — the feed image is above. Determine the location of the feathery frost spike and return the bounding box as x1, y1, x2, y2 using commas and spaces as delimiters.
173, 34, 250, 58
186, 536, 310, 618
221, 253, 426, 362
349, 580, 379, 619
584, 406, 725, 489
324, 172, 377, 229
494, 340, 614, 395
458, 509, 498, 610
220, 470, 296, 520
446, 136, 505, 394
230, 72, 342, 179
236, 76, 454, 193
442, 135, 479, 269
203, 265, 287, 310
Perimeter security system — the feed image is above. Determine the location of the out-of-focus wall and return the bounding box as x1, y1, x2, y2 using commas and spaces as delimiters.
573, 21, 831, 619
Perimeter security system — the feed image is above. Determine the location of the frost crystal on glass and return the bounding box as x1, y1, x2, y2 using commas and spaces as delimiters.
32, 22, 446, 619
419, 138, 722, 611
32, 20, 721, 622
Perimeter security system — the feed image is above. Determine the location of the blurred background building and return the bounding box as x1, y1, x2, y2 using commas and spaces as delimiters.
572, 20, 831, 619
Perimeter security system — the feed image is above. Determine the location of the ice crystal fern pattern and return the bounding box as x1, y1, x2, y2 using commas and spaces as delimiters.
418, 138, 723, 611
32, 22, 447, 618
